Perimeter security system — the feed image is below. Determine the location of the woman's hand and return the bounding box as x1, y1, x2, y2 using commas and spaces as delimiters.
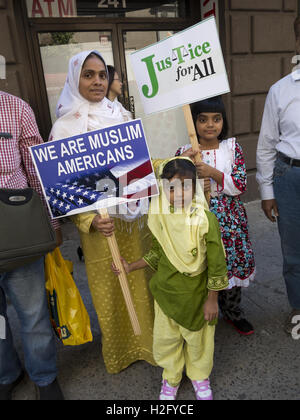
92, 214, 115, 237
111, 257, 131, 275
203, 291, 219, 322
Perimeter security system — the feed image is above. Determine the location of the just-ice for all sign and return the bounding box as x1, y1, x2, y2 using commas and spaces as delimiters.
130, 17, 230, 115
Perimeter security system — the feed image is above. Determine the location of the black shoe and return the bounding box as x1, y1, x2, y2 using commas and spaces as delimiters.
0, 371, 25, 401
224, 318, 254, 336
36, 379, 64, 401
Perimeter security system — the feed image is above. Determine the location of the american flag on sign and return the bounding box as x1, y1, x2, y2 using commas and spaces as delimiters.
46, 158, 158, 218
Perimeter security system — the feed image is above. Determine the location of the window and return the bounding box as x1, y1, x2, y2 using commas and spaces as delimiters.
38, 31, 114, 123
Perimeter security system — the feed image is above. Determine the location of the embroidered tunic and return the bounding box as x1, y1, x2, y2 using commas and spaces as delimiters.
176, 138, 256, 289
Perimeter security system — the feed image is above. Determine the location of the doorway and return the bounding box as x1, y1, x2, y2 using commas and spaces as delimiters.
31, 22, 195, 157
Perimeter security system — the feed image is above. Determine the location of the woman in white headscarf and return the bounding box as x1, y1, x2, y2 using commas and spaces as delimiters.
50, 50, 157, 374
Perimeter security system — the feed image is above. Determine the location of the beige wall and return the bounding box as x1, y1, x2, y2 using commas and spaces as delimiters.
222, 0, 298, 201
0, 0, 30, 101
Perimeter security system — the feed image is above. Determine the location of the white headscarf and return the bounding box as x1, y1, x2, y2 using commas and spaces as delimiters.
112, 98, 133, 122
49, 50, 124, 141
49, 50, 148, 222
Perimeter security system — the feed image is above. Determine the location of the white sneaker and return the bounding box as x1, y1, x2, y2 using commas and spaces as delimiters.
191, 379, 213, 400
159, 380, 179, 400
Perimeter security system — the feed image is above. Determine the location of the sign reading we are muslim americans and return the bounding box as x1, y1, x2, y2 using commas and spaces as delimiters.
30, 119, 158, 219
130, 17, 230, 115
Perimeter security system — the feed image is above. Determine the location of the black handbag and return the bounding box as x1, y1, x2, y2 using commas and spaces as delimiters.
0, 188, 57, 273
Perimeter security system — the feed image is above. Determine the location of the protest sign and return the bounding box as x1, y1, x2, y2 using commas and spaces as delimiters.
130, 17, 230, 115
31, 119, 158, 336
30, 119, 158, 220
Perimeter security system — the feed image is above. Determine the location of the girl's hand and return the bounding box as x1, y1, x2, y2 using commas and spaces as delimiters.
111, 257, 131, 275
181, 145, 201, 161
203, 292, 219, 322
92, 214, 115, 237
195, 161, 213, 179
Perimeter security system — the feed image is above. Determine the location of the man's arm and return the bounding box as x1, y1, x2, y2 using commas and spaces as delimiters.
256, 86, 280, 222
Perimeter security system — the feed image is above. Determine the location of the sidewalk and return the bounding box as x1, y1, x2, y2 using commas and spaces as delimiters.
8, 200, 300, 400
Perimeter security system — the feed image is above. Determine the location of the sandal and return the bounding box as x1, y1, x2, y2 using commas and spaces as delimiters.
159, 380, 179, 400
191, 379, 213, 400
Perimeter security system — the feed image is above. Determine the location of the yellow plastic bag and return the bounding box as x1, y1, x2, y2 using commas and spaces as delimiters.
45, 248, 93, 346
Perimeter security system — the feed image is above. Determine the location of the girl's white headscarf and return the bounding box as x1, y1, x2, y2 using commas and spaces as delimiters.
49, 50, 124, 141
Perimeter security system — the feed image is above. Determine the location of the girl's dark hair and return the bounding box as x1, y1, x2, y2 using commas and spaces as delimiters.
191, 96, 229, 141
106, 65, 116, 97
161, 159, 197, 188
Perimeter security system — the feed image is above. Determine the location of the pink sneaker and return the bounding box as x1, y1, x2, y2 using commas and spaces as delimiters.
191, 379, 213, 400
159, 380, 179, 400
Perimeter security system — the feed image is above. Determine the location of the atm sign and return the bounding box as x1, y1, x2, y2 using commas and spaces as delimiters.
26, 0, 77, 18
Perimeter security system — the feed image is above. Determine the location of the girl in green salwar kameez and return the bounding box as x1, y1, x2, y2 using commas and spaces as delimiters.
112, 158, 229, 400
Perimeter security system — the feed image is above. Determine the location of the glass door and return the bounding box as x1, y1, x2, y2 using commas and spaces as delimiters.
38, 30, 116, 124
31, 21, 191, 156
121, 28, 189, 159
23, 0, 199, 138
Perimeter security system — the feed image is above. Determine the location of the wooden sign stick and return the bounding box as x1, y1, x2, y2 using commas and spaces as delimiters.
165, 34, 210, 203
182, 104, 211, 203
98, 208, 141, 336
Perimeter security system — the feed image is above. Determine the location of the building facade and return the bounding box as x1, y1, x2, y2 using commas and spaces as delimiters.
0, 0, 298, 201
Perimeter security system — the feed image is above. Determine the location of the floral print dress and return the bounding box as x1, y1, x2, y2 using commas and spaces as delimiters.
176, 138, 256, 290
